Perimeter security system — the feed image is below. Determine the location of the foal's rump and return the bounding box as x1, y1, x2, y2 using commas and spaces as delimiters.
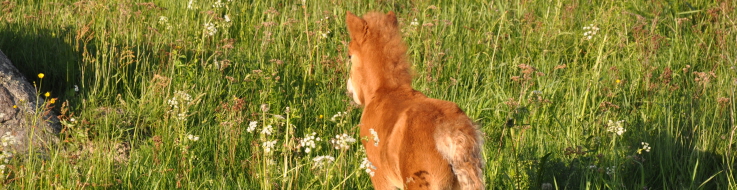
397, 99, 484, 189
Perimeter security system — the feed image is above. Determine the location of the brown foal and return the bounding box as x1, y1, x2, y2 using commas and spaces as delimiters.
345, 11, 485, 190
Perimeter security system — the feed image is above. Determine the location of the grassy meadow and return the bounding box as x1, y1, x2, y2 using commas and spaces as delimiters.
1, 0, 736, 189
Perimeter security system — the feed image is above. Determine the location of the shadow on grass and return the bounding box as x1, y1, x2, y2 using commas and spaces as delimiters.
530, 126, 732, 189
0, 22, 82, 103
0, 21, 151, 148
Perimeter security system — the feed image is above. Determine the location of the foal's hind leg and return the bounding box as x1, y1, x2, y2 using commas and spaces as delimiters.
369, 168, 401, 190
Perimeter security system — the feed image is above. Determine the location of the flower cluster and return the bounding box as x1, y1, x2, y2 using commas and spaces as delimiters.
319, 31, 331, 39
205, 22, 217, 36
0, 132, 18, 176
167, 91, 193, 121
212, 0, 224, 8
158, 16, 168, 25
359, 157, 376, 177
299, 132, 321, 153
247, 121, 258, 133
369, 128, 380, 146
330, 111, 347, 122
583, 24, 600, 40
410, 18, 419, 26
330, 133, 356, 150
158, 16, 172, 30
606, 120, 626, 136
187, 0, 197, 9
187, 134, 200, 141
261, 125, 273, 136
263, 140, 277, 153
312, 155, 335, 168
637, 142, 651, 154
605, 166, 616, 175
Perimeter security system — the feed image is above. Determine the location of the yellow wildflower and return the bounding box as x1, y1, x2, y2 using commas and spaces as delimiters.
44, 92, 50, 97
38, 73, 45, 79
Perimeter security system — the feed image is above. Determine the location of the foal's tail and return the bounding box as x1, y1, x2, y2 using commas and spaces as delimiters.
435, 120, 485, 190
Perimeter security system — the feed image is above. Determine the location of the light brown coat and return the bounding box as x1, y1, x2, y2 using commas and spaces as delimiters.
345, 11, 485, 190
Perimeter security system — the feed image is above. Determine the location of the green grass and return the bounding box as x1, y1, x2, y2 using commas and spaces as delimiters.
1, 0, 735, 189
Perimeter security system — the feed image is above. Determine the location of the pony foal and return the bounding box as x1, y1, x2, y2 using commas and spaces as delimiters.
345, 11, 484, 190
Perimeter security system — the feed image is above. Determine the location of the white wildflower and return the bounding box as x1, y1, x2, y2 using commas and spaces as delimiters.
176, 112, 187, 121
330, 111, 346, 122
359, 157, 376, 177
204, 22, 217, 36
159, 16, 168, 25
212, 0, 224, 8
0, 132, 18, 168
583, 24, 600, 40
369, 128, 379, 146
1, 132, 17, 146
166, 91, 192, 120
187, 0, 197, 9
319, 16, 329, 22
224, 14, 231, 22
320, 31, 330, 39
606, 166, 616, 175
638, 142, 651, 154
410, 18, 419, 26
74, 85, 79, 92
299, 132, 321, 153
263, 140, 277, 153
261, 125, 273, 136
312, 155, 335, 168
173, 91, 192, 104
606, 120, 626, 136
247, 121, 258, 133
187, 134, 200, 141
179, 91, 191, 101
330, 133, 356, 150
166, 97, 179, 109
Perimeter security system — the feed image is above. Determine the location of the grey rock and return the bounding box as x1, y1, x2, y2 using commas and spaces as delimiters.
0, 49, 60, 155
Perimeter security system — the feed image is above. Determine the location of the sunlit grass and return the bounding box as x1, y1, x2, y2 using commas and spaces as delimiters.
0, 0, 735, 189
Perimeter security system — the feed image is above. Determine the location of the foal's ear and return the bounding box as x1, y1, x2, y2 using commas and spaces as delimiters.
346, 11, 367, 42
386, 11, 398, 27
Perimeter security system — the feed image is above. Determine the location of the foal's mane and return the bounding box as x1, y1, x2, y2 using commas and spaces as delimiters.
359, 12, 413, 89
